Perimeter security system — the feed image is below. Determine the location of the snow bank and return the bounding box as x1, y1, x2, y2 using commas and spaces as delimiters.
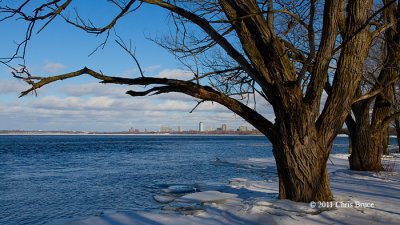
63, 153, 400, 225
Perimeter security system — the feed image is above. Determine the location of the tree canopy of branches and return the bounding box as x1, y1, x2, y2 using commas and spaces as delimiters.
1, 0, 394, 202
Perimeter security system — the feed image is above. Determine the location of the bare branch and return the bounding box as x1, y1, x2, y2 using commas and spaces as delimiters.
17, 67, 275, 137
115, 36, 144, 77
36, 0, 73, 34
353, 76, 399, 103
188, 66, 241, 82
61, 0, 140, 34
189, 100, 205, 113
381, 111, 400, 128
296, 0, 316, 84
304, 0, 342, 110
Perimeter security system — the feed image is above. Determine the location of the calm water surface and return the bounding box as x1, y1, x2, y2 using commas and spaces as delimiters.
0, 135, 351, 225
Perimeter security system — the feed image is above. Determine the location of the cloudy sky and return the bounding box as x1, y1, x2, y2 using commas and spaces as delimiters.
0, 1, 275, 132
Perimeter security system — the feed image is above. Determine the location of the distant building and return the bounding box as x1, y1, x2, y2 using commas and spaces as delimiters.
207, 126, 213, 132
177, 126, 183, 132
222, 124, 227, 131
160, 126, 172, 133
199, 122, 204, 132
237, 126, 248, 132
128, 127, 139, 133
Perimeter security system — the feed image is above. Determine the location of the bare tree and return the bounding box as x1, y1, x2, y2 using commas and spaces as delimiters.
1, 0, 387, 202
345, 0, 400, 171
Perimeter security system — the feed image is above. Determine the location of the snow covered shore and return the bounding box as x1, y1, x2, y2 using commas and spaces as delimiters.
62, 153, 400, 225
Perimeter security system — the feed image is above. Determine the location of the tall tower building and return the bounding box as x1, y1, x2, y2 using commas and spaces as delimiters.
199, 122, 204, 132
177, 126, 183, 132
222, 124, 227, 131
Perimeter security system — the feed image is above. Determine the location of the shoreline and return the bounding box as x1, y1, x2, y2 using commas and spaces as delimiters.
0, 133, 266, 136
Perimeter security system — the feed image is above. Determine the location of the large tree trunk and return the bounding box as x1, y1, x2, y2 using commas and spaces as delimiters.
217, 0, 334, 202
348, 98, 389, 171
272, 137, 332, 201
270, 111, 332, 201
348, 89, 389, 171
349, 100, 384, 171
349, 130, 384, 171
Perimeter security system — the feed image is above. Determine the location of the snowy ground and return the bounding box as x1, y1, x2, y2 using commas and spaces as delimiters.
62, 153, 400, 225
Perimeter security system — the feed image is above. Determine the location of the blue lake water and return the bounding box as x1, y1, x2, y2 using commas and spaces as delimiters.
0, 135, 354, 225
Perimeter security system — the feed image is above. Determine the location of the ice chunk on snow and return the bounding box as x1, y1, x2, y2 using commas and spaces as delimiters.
164, 185, 195, 194
180, 191, 238, 203
229, 178, 248, 187
153, 195, 177, 204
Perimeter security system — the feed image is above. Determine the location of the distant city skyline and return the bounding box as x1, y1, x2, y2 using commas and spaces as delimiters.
0, 122, 257, 134
123, 121, 259, 135
124, 122, 253, 133
152, 122, 250, 133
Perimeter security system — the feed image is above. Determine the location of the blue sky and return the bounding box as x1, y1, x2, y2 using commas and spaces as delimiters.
0, 1, 273, 132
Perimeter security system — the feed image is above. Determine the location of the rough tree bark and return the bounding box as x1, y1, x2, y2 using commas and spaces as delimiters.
347, 0, 400, 171
270, 119, 332, 201
348, 99, 385, 171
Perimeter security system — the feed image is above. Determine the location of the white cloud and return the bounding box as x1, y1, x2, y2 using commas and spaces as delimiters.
32, 96, 84, 109
59, 83, 128, 97
120, 65, 162, 77
0, 79, 29, 94
150, 92, 195, 102
30, 95, 193, 113
157, 69, 193, 80
154, 100, 191, 111
197, 101, 225, 111
144, 64, 162, 73
0, 95, 256, 131
42, 61, 66, 73
87, 96, 115, 108
143, 110, 166, 117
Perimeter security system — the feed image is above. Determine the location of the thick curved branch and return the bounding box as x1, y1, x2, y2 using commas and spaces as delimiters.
317, 0, 373, 146
141, 0, 270, 91
381, 111, 400, 128
304, 0, 342, 113
296, 0, 316, 85
333, 0, 397, 54
18, 67, 275, 138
